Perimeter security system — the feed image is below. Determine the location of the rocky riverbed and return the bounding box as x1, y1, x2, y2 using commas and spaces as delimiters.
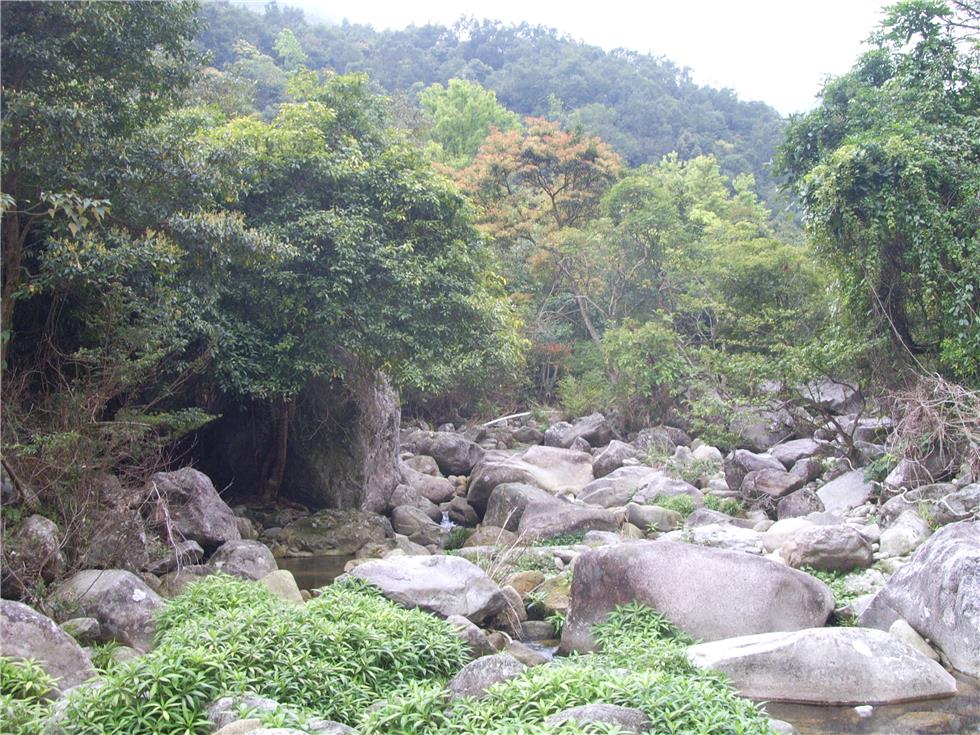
2, 395, 978, 734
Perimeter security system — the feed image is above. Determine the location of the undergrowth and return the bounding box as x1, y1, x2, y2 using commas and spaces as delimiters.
0, 657, 55, 735
362, 602, 775, 735
52, 574, 469, 734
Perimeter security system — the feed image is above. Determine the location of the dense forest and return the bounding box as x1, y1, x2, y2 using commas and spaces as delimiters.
195, 2, 789, 206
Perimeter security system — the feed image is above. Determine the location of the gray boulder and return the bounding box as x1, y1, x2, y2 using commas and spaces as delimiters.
0, 600, 95, 694
688, 627, 957, 705
10, 514, 66, 583
816, 470, 874, 514
467, 446, 594, 515
860, 521, 980, 676
780, 524, 874, 572
801, 380, 863, 415
402, 431, 486, 475
143, 468, 241, 551
593, 440, 639, 478
208, 540, 278, 580
145, 540, 205, 575
544, 413, 613, 449
349, 554, 506, 623
399, 461, 456, 504
403, 454, 441, 476
447, 653, 525, 700
724, 450, 785, 492
388, 483, 442, 522
390, 505, 444, 547
740, 469, 804, 499
578, 466, 661, 508
484, 483, 555, 531
280, 509, 393, 555
545, 704, 651, 734
777, 488, 825, 519
632, 425, 691, 453
626, 502, 683, 532
447, 496, 479, 527
729, 405, 795, 452
674, 523, 764, 554
637, 473, 703, 505
770, 439, 822, 469
48, 569, 164, 651
560, 540, 833, 652
516, 498, 620, 541
878, 510, 931, 558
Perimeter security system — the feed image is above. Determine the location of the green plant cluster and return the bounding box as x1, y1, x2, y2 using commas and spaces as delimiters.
361, 602, 775, 734
647, 494, 698, 518
54, 575, 469, 734
704, 495, 746, 517
532, 531, 588, 547
0, 657, 55, 735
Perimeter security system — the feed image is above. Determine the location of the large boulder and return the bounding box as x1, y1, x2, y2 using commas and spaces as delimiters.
48, 569, 164, 651
517, 498, 620, 541
860, 521, 980, 676
780, 524, 874, 572
483, 483, 555, 531
801, 380, 863, 415
740, 469, 804, 499
777, 489, 825, 520
592, 441, 639, 478
577, 466, 661, 508
769, 439, 823, 469
544, 413, 613, 449
402, 431, 485, 476
388, 483, 442, 522
878, 510, 931, 558
729, 405, 795, 452
279, 509, 393, 555
0, 600, 95, 694
632, 426, 691, 453
688, 627, 957, 705
208, 540, 278, 580
390, 505, 444, 547
5, 514, 66, 588
467, 446, 594, 515
399, 461, 455, 504
447, 653, 525, 700
816, 470, 874, 515
144, 468, 241, 551
724, 450, 785, 492
560, 540, 833, 652
349, 554, 506, 623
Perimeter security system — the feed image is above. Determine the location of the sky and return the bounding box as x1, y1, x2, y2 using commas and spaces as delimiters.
249, 0, 888, 116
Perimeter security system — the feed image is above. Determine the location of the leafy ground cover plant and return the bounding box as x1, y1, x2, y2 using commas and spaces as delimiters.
53, 574, 469, 734
0, 657, 55, 735
360, 602, 775, 735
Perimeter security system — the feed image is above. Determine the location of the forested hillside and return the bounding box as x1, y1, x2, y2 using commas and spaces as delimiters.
194, 2, 788, 206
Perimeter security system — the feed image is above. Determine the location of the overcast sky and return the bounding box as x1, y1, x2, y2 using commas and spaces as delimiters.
249, 0, 888, 115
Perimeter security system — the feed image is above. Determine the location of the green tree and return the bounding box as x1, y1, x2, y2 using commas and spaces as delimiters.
778, 0, 980, 382
0, 0, 200, 360
273, 27, 309, 71
418, 79, 521, 168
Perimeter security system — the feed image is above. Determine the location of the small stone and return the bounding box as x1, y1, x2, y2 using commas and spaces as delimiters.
854, 705, 874, 718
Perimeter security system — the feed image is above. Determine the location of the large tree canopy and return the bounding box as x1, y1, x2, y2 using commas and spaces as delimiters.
778, 0, 980, 382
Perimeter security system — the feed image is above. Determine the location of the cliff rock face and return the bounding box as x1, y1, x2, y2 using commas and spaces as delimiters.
283, 372, 400, 512
199, 370, 399, 512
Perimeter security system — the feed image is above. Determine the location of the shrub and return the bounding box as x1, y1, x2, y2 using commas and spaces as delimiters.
703, 495, 744, 517
0, 657, 56, 735
360, 602, 774, 734
647, 494, 697, 518
56, 574, 470, 733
